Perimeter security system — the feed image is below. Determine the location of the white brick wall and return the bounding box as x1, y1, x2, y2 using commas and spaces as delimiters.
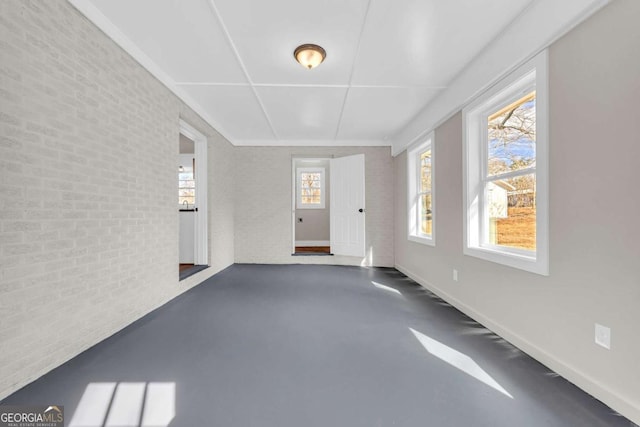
234, 146, 394, 267
0, 0, 234, 399
178, 110, 236, 276
0, 0, 392, 401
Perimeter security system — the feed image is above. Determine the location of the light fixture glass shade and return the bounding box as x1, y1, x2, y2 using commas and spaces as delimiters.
294, 44, 326, 69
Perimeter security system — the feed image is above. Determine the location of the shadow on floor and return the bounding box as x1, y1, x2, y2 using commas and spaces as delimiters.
2, 264, 634, 427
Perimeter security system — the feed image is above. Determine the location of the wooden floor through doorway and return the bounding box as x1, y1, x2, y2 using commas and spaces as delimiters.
179, 263, 194, 273
295, 246, 331, 254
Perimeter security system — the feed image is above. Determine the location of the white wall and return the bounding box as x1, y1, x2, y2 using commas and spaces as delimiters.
393, 0, 640, 423
235, 146, 394, 266
0, 0, 235, 400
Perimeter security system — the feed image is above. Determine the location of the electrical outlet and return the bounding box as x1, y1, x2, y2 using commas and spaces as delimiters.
594, 323, 611, 349
453, 269, 458, 282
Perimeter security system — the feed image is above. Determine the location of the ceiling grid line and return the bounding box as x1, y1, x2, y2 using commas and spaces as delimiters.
175, 82, 251, 87
332, 0, 373, 141
205, 0, 280, 141
70, 0, 599, 149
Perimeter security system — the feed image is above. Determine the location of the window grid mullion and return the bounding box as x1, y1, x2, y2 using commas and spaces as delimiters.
484, 167, 536, 182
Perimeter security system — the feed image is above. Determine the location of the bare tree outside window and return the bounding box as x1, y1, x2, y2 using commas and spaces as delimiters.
419, 150, 432, 235
301, 172, 322, 205
486, 91, 536, 250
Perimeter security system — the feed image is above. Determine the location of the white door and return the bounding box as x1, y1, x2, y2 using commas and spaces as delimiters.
330, 154, 365, 257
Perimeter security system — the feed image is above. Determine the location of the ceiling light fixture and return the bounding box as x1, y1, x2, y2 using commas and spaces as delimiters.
294, 44, 326, 69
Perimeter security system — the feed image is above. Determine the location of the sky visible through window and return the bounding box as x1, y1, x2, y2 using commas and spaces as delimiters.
486, 91, 536, 251
488, 92, 536, 176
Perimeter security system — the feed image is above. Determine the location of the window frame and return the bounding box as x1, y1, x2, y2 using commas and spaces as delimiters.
463, 51, 549, 275
407, 133, 436, 246
296, 167, 326, 209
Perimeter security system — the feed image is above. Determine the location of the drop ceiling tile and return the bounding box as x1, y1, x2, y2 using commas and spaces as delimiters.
90, 0, 247, 83
213, 0, 370, 85
351, 0, 533, 86
256, 86, 347, 140
180, 85, 274, 141
337, 87, 442, 140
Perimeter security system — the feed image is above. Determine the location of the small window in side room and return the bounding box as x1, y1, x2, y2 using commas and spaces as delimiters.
297, 167, 325, 209
178, 163, 195, 207
407, 133, 435, 246
463, 51, 549, 275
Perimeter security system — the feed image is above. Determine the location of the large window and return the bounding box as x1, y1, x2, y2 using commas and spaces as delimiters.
407, 134, 435, 246
296, 167, 325, 209
463, 51, 548, 275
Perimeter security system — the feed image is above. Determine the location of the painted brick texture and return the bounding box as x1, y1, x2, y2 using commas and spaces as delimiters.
0, 0, 234, 399
0, 0, 391, 402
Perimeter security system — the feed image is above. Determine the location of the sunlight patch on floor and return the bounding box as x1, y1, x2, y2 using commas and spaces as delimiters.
360, 247, 373, 266
409, 328, 513, 399
69, 382, 175, 427
372, 281, 402, 296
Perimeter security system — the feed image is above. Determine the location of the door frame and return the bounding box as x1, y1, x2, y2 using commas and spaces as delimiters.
291, 156, 331, 254
179, 119, 208, 266
291, 154, 366, 257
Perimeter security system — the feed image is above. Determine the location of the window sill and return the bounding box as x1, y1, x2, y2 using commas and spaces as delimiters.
408, 234, 435, 247
464, 245, 548, 276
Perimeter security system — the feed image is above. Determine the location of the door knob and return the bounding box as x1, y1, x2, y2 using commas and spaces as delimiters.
358, 208, 364, 213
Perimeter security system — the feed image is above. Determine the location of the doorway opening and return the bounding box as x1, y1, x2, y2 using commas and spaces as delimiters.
291, 154, 366, 258
292, 158, 331, 255
178, 120, 208, 280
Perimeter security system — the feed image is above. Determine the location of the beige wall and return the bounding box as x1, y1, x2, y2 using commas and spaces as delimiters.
0, 0, 234, 399
394, 0, 640, 422
235, 146, 394, 266
295, 208, 330, 242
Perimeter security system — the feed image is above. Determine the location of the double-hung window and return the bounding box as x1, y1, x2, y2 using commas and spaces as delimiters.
463, 51, 548, 275
407, 133, 435, 246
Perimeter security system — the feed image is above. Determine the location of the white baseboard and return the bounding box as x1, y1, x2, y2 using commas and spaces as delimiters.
295, 240, 330, 246
395, 263, 640, 425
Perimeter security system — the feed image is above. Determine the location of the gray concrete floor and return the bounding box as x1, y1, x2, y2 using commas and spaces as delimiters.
2, 264, 635, 426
